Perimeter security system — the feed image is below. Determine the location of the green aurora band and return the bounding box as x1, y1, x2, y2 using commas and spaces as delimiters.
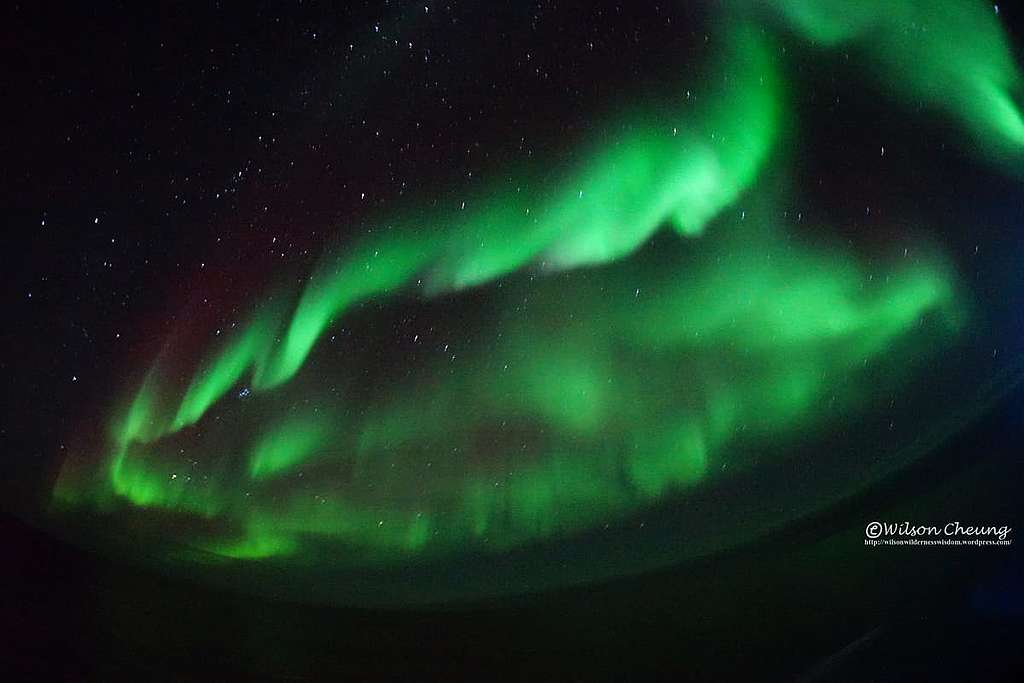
56, 218, 963, 562
52, 1, 1023, 573
761, 0, 1024, 155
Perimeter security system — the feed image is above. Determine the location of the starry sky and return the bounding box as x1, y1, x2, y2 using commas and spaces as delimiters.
7, 0, 1024, 609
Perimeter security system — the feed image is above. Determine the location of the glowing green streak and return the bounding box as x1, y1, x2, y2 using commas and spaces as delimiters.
207, 531, 297, 560
173, 306, 281, 431
252, 23, 782, 390
765, 0, 1024, 153
108, 446, 223, 516
255, 230, 436, 389
249, 417, 330, 480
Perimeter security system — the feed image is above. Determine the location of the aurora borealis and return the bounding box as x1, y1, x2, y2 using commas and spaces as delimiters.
54, 217, 964, 562
45, 0, 1024, 601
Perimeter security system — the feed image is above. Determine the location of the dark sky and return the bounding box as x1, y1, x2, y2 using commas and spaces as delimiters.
4, 2, 1024, 679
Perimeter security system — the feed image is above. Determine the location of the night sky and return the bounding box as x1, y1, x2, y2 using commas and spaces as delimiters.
5, 1, 1024, 679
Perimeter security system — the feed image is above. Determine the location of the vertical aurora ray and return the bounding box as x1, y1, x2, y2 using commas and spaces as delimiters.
173, 303, 285, 431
